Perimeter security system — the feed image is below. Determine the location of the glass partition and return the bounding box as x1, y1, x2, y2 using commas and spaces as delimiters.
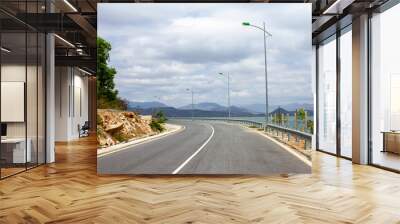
1, 30, 28, 177
27, 30, 38, 169
317, 35, 337, 154
0, 2, 46, 179
371, 3, 400, 171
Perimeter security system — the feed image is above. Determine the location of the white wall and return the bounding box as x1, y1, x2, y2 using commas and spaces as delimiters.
72, 71, 89, 138
1, 64, 43, 138
1, 63, 46, 164
55, 67, 89, 141
55, 66, 69, 141
1, 65, 26, 138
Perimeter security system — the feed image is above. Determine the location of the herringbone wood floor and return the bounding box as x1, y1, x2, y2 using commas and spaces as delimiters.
1, 136, 400, 224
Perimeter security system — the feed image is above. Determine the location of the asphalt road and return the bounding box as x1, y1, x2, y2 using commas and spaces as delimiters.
97, 120, 311, 175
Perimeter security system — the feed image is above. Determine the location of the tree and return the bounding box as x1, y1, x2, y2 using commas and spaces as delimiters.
154, 110, 167, 123
297, 108, 306, 121
97, 37, 126, 110
296, 108, 307, 132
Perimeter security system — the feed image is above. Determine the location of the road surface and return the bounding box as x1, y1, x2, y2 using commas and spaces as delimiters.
97, 120, 311, 174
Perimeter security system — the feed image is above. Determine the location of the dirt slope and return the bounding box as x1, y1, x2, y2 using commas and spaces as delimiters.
97, 109, 157, 147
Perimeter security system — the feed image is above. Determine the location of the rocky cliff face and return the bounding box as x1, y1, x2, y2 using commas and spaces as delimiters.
97, 109, 157, 148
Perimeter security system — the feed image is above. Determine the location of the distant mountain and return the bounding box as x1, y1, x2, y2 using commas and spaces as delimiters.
269, 107, 314, 116
242, 103, 313, 114
130, 107, 262, 118
280, 103, 314, 112
127, 101, 313, 117
128, 101, 168, 109
179, 102, 226, 111
179, 102, 253, 114
229, 105, 253, 114
269, 107, 290, 115
243, 104, 275, 114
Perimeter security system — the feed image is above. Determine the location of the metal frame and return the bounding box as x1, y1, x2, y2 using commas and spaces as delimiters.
336, 26, 341, 157
367, 10, 373, 166
0, 0, 47, 180
315, 33, 338, 156
25, 4, 28, 170
367, 1, 400, 172
315, 44, 320, 151
315, 0, 400, 170
315, 22, 353, 162
0, 21, 2, 179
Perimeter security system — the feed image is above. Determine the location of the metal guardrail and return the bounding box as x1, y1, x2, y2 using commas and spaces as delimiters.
170, 117, 312, 150
265, 123, 312, 150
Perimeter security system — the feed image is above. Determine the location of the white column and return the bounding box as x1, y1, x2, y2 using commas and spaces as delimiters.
45, 0, 56, 163
54, 67, 73, 141
46, 32, 55, 163
352, 14, 369, 164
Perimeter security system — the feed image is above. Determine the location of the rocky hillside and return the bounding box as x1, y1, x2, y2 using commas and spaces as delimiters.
97, 109, 157, 148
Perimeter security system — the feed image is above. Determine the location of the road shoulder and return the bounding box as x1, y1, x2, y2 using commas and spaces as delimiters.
97, 123, 185, 157
244, 126, 312, 167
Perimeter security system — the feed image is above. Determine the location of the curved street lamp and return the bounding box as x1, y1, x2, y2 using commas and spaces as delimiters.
242, 21, 272, 131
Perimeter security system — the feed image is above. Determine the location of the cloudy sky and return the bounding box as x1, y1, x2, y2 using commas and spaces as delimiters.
98, 3, 313, 108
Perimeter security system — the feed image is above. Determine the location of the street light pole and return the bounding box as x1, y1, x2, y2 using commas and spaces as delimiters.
242, 21, 272, 131
228, 73, 231, 120
191, 89, 194, 121
218, 72, 231, 121
262, 22, 268, 131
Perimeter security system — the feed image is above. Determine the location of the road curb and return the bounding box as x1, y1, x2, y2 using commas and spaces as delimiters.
97, 124, 185, 157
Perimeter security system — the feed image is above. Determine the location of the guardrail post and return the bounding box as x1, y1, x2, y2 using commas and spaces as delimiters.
304, 137, 307, 150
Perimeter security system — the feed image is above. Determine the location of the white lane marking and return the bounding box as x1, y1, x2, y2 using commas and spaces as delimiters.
172, 124, 215, 174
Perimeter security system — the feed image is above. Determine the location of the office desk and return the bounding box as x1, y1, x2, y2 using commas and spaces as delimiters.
1, 138, 31, 163
382, 131, 400, 154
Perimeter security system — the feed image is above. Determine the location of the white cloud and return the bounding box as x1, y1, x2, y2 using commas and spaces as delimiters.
98, 3, 312, 107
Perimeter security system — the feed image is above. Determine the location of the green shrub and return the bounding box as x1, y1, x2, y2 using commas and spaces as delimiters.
97, 96, 127, 110
307, 120, 314, 133
154, 110, 167, 123
150, 120, 165, 132
113, 132, 128, 143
